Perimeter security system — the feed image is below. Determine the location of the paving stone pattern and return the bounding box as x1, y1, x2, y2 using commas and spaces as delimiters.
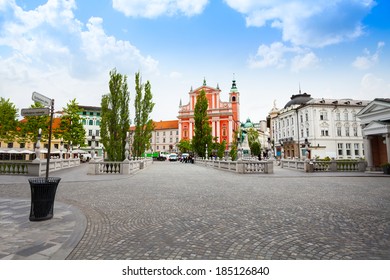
1, 162, 389, 259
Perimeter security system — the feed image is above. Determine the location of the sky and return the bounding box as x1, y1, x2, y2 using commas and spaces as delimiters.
0, 0, 389, 123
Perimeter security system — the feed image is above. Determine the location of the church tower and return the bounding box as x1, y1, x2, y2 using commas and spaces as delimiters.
229, 77, 240, 130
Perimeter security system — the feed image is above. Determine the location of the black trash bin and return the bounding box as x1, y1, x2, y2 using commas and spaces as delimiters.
28, 177, 61, 221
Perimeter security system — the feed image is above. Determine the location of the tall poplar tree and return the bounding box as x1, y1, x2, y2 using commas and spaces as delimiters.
133, 72, 155, 157
100, 69, 130, 161
192, 89, 212, 157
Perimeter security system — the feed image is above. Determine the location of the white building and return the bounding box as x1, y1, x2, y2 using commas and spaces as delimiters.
78, 106, 103, 157
271, 92, 369, 160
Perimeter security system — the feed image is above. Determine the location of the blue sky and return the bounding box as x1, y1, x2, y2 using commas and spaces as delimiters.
0, 0, 389, 122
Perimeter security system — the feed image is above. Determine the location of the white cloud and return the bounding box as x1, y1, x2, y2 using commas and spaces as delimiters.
0, 1, 158, 81
224, 0, 375, 48
360, 73, 390, 97
169, 71, 183, 79
352, 41, 385, 70
112, 0, 209, 18
291, 52, 320, 73
249, 41, 319, 72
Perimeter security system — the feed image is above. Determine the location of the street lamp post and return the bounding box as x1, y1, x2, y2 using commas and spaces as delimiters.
91, 134, 95, 161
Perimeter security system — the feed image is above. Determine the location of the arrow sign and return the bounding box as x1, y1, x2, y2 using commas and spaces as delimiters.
21, 107, 50, 116
32, 91, 52, 107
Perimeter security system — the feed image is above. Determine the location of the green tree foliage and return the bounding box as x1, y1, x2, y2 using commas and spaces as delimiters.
100, 69, 130, 161
18, 102, 50, 144
55, 99, 85, 148
178, 139, 192, 153
217, 139, 227, 158
0, 97, 18, 143
192, 89, 212, 157
133, 72, 155, 157
250, 141, 261, 157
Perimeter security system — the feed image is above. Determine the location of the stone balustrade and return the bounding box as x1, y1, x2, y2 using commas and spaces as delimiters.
281, 159, 367, 172
0, 158, 80, 176
196, 158, 274, 174
87, 158, 153, 175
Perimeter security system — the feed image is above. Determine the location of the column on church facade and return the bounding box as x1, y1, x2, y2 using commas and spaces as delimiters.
216, 120, 221, 140
189, 122, 193, 140
228, 119, 233, 143
386, 133, 390, 163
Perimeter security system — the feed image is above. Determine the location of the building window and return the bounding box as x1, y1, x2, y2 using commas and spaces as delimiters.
89, 130, 93, 136
354, 143, 359, 156
345, 127, 350, 137
353, 127, 358, 137
170, 131, 172, 135
337, 127, 342, 137
163, 138, 166, 143
170, 138, 172, 143
346, 143, 351, 156
83, 111, 86, 115
82, 119, 86, 125
88, 141, 92, 146
301, 129, 304, 138
176, 138, 178, 142
306, 128, 309, 137
89, 120, 93, 126
97, 112, 100, 116
305, 113, 309, 122
300, 115, 303, 123
176, 131, 178, 135
163, 132, 166, 136
291, 117, 294, 125
96, 130, 100, 137
338, 143, 343, 156
90, 112, 94, 116
320, 112, 328, 121
321, 129, 329, 136
336, 113, 340, 121
7, 143, 13, 148
222, 128, 227, 136
20, 143, 25, 148
54, 144, 59, 149
157, 146, 159, 150
352, 112, 357, 121
96, 120, 100, 126
344, 112, 349, 121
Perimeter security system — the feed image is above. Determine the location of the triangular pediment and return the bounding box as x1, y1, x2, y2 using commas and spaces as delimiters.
363, 121, 390, 135
357, 99, 390, 116
192, 85, 219, 93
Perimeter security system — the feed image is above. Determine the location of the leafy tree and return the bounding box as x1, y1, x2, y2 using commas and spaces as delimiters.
18, 102, 50, 144
178, 139, 192, 153
0, 97, 18, 143
250, 141, 261, 157
100, 69, 130, 161
217, 139, 227, 158
55, 99, 85, 149
192, 89, 212, 157
133, 72, 155, 157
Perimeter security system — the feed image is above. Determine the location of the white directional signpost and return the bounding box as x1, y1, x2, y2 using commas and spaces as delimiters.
20, 108, 50, 117
30, 92, 55, 180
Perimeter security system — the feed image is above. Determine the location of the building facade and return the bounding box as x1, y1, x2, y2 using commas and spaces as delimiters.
271, 92, 369, 159
78, 106, 103, 157
150, 120, 179, 153
178, 78, 240, 147
357, 98, 390, 170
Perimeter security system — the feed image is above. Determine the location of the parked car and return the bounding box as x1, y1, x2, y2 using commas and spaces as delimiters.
169, 154, 178, 161
80, 153, 92, 162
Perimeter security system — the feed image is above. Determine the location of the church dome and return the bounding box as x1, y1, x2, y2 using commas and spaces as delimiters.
284, 93, 312, 108
243, 118, 254, 128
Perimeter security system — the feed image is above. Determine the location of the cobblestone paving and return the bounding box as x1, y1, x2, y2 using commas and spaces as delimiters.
1, 162, 389, 260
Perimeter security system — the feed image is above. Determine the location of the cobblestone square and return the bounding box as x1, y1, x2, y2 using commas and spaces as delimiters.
1, 162, 389, 260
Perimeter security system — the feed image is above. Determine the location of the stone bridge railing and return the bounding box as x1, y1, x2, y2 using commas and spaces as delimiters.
0, 158, 80, 176
196, 159, 274, 174
281, 159, 367, 172
87, 158, 153, 175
